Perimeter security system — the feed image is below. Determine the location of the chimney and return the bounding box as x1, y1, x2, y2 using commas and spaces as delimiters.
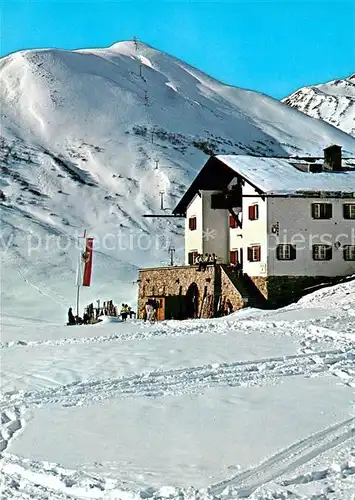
323, 145, 342, 172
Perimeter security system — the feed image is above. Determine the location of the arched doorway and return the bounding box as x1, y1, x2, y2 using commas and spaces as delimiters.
186, 282, 199, 318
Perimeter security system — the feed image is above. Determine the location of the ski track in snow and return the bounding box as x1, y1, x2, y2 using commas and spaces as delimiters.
1, 347, 352, 412
210, 417, 355, 498
1, 284, 354, 499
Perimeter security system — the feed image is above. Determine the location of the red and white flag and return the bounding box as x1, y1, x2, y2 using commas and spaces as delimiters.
76, 237, 94, 287
82, 238, 94, 286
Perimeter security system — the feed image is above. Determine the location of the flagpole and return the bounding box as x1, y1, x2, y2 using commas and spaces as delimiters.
76, 229, 87, 318
76, 281, 80, 318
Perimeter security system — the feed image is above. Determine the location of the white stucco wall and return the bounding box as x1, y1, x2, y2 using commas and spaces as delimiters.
267, 197, 355, 277
185, 193, 203, 264
183, 179, 268, 272
201, 191, 229, 263
241, 183, 268, 276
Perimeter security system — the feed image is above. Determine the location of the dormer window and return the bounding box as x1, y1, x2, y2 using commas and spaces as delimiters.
188, 216, 197, 231
248, 204, 259, 221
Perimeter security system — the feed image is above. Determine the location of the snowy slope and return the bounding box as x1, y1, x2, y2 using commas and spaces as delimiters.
1, 41, 355, 321
1, 279, 354, 499
282, 73, 355, 136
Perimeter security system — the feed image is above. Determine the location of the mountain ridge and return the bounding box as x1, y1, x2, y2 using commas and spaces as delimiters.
282, 73, 355, 136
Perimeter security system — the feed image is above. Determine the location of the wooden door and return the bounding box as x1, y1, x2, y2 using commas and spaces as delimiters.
156, 297, 165, 321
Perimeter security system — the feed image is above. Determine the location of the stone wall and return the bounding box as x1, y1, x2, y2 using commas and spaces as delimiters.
138, 266, 340, 319
266, 276, 334, 305
248, 275, 336, 305
220, 267, 244, 311
248, 276, 268, 299
138, 265, 217, 319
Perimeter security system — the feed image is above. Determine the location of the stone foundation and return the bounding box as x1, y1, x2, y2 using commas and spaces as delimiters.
138, 267, 341, 320
138, 265, 243, 319
248, 275, 337, 305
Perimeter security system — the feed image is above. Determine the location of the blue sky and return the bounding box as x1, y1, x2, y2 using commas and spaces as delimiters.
1, 0, 354, 98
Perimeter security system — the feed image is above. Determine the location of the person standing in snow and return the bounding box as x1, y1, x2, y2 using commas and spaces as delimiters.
145, 299, 154, 322
120, 303, 128, 321
67, 307, 76, 325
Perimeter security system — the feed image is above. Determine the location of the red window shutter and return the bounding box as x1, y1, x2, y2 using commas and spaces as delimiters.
230, 251, 237, 264
229, 215, 237, 228
189, 217, 196, 230
247, 247, 253, 261
248, 205, 254, 220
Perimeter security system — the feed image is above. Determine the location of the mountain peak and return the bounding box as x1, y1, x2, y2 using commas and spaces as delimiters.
107, 40, 153, 52
282, 74, 355, 137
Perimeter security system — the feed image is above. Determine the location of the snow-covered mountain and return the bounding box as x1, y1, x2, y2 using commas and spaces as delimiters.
1, 40, 355, 321
282, 74, 355, 136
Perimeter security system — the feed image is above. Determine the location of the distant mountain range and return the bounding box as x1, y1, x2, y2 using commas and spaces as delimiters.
283, 74, 355, 136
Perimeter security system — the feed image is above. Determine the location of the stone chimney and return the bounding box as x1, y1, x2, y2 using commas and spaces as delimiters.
323, 144, 342, 172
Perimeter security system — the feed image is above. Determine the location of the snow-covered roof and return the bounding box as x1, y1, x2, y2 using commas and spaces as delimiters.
217, 155, 355, 195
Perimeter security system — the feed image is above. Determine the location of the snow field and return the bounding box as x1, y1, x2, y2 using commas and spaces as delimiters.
0, 280, 354, 499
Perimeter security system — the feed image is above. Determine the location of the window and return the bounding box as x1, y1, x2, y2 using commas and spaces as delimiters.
188, 251, 198, 265
343, 245, 355, 261
188, 216, 197, 231
276, 244, 296, 260
247, 245, 261, 262
229, 215, 237, 229
230, 250, 237, 264
312, 245, 332, 261
343, 204, 355, 219
311, 203, 332, 219
248, 204, 259, 221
